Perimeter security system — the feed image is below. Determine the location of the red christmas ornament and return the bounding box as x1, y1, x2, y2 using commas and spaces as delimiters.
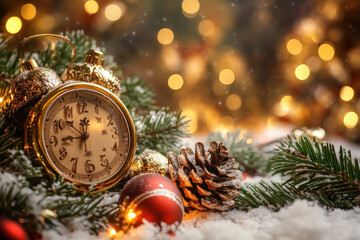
0, 218, 29, 240
118, 173, 184, 231
242, 172, 253, 180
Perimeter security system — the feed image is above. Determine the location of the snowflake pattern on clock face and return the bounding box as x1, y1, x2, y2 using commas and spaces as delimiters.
41, 88, 131, 184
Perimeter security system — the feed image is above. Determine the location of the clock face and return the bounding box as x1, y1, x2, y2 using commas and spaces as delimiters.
41, 88, 132, 185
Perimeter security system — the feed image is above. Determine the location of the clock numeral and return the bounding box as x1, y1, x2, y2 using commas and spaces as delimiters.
122, 134, 129, 143
50, 135, 58, 147
59, 147, 67, 160
111, 127, 118, 139
64, 106, 73, 119
100, 154, 109, 168
70, 157, 78, 173
111, 142, 118, 152
107, 115, 114, 126
53, 120, 66, 134
85, 160, 95, 173
77, 101, 88, 114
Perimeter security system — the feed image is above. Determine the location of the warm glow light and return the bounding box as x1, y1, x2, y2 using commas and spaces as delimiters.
220, 116, 235, 130
267, 116, 278, 128
183, 110, 198, 133
127, 212, 136, 219
226, 94, 242, 110
168, 74, 184, 90
0, 98, 3, 103
182, 0, 200, 15
198, 20, 215, 37
339, 86, 354, 102
84, 0, 99, 14
6, 17, 22, 34
343, 112, 358, 129
105, 4, 122, 21
246, 138, 253, 144
157, 28, 174, 45
295, 64, 310, 80
21, 3, 36, 20
205, 108, 220, 131
109, 228, 116, 236
318, 43, 335, 61
219, 69, 235, 85
286, 39, 302, 55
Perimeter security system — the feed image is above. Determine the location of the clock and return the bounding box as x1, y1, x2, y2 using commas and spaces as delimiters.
24, 81, 136, 191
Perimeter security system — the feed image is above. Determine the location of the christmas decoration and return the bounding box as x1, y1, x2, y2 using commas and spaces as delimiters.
63, 49, 121, 96
0, 218, 29, 240
116, 173, 184, 231
168, 141, 243, 211
129, 149, 168, 177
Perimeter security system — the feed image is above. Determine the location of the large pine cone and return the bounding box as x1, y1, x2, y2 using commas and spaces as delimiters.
168, 141, 242, 211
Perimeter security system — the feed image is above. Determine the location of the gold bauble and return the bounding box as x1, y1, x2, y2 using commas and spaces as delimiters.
129, 150, 169, 177
10, 59, 62, 124
63, 49, 121, 96
292, 127, 326, 142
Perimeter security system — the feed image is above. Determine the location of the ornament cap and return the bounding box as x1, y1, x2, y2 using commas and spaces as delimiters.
84, 49, 104, 65
20, 59, 38, 72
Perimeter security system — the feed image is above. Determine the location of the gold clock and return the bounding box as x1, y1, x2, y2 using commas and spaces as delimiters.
24, 81, 136, 191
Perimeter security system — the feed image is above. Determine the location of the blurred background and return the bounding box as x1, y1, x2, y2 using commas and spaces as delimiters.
1, 0, 360, 142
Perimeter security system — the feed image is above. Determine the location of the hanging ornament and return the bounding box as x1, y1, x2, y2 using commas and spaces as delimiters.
168, 141, 243, 211
10, 34, 70, 124
129, 150, 168, 178
115, 173, 184, 232
0, 218, 30, 240
63, 49, 121, 96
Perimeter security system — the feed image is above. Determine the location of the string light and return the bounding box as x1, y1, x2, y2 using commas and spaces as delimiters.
219, 69, 235, 85
182, 0, 200, 17
84, 0, 99, 15
21, 3, 36, 20
339, 86, 354, 102
198, 20, 215, 37
318, 43, 335, 61
105, 4, 122, 21
343, 112, 358, 129
6, 17, 22, 34
168, 74, 184, 90
286, 39, 302, 55
295, 64, 310, 80
157, 28, 174, 45
226, 94, 242, 110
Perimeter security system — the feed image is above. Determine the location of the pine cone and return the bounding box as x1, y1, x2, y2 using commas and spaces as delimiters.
168, 141, 242, 211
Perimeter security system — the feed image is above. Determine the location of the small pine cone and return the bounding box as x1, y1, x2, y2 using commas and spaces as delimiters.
168, 141, 242, 211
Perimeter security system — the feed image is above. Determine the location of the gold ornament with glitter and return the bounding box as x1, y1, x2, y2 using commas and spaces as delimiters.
292, 127, 326, 142
62, 49, 121, 96
129, 150, 169, 177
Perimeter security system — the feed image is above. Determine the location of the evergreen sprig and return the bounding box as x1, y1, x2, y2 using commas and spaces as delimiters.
234, 136, 360, 210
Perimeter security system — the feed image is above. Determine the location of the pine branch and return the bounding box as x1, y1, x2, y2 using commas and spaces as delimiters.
208, 130, 268, 175
121, 75, 155, 111
135, 108, 189, 155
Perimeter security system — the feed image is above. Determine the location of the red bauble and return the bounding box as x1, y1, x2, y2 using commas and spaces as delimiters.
118, 173, 184, 230
242, 172, 253, 180
0, 218, 29, 240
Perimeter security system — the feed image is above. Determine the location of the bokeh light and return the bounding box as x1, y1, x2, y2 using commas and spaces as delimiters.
84, 0, 99, 15
183, 109, 198, 133
21, 3, 36, 20
286, 39, 302, 55
219, 69, 235, 85
105, 4, 122, 21
339, 86, 354, 102
6, 17, 22, 34
168, 74, 184, 90
318, 43, 335, 61
182, 0, 200, 16
226, 94, 242, 110
157, 28, 174, 45
295, 64, 310, 80
343, 112, 358, 129
198, 20, 215, 37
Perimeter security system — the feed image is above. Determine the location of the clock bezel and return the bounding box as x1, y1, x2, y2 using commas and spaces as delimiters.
24, 81, 136, 191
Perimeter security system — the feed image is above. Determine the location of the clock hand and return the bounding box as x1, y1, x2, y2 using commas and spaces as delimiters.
61, 135, 83, 142
65, 121, 83, 135
79, 118, 90, 152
